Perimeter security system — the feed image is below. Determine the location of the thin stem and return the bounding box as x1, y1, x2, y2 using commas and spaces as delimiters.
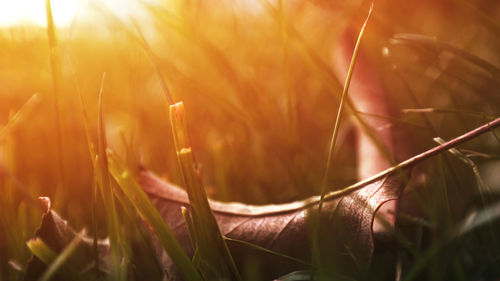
322, 117, 500, 201
318, 3, 374, 215
45, 0, 66, 190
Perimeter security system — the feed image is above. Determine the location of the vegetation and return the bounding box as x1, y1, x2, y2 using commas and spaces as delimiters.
0, 0, 499, 280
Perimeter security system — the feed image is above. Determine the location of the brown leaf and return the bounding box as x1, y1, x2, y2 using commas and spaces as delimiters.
139, 167, 409, 280
23, 198, 111, 281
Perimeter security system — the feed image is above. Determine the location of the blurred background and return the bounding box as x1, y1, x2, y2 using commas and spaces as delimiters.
0, 0, 499, 280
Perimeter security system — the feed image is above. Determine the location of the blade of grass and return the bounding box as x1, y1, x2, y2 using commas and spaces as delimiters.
91, 155, 100, 272
102, 5, 253, 127
106, 150, 203, 281
74, 69, 97, 161
396, 71, 468, 226
354, 110, 428, 131
38, 230, 85, 281
403, 200, 500, 281
434, 136, 499, 248
402, 108, 498, 120
171, 101, 242, 280
142, 4, 262, 120
96, 73, 126, 281
434, 137, 500, 255
391, 33, 500, 78
395, 73, 439, 136
26, 238, 83, 281
178, 148, 242, 280
116, 190, 165, 280
259, 0, 396, 170
181, 206, 197, 256
434, 137, 492, 198
315, 2, 374, 249
45, 0, 66, 191
73, 70, 100, 271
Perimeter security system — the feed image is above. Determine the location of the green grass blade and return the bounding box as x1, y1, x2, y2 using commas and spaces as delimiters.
181, 206, 197, 255
73, 71, 101, 272
403, 108, 499, 120
75, 71, 97, 161
26, 238, 83, 281
391, 33, 500, 78
45, 0, 66, 190
433, 136, 494, 234
403, 200, 500, 281
317, 3, 374, 214
38, 230, 85, 281
309, 5, 374, 273
171, 102, 242, 281
259, 0, 396, 171
107, 150, 203, 281
177, 148, 242, 280
96, 74, 126, 281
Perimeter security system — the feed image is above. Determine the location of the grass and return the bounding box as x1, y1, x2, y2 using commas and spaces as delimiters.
35, 230, 85, 281
170, 102, 242, 280
1, 0, 500, 280
26, 238, 81, 281
108, 150, 203, 281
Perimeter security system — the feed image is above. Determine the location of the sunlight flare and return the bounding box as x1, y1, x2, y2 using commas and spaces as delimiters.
0, 0, 79, 27
0, 0, 148, 27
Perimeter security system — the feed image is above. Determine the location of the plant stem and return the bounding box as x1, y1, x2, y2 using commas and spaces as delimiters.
324, 117, 500, 200
318, 3, 374, 215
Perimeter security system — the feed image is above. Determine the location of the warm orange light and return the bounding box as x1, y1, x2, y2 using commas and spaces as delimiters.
0, 0, 79, 27
0, 0, 150, 28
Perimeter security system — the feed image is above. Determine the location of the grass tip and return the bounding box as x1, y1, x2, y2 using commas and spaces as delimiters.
170, 101, 185, 116
179, 147, 192, 155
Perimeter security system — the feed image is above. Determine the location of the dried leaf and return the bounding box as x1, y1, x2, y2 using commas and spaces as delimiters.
139, 167, 409, 280
23, 198, 111, 281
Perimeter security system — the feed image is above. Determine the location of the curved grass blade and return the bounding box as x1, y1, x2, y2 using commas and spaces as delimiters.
45, 0, 66, 190
313, 3, 374, 271
434, 137, 492, 198
96, 74, 127, 281
391, 33, 500, 78
403, 200, 500, 281
171, 102, 242, 281
258, 0, 396, 171
26, 238, 83, 281
38, 230, 85, 281
107, 150, 203, 281
402, 108, 498, 121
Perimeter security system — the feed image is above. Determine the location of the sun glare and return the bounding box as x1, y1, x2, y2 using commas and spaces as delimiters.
0, 0, 145, 28
0, 0, 79, 27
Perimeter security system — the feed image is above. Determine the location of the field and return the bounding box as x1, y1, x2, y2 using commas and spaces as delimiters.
1, 0, 500, 280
